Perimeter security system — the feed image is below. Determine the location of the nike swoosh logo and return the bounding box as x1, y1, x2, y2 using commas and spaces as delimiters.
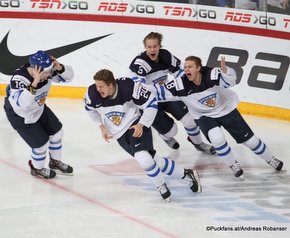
0, 31, 113, 75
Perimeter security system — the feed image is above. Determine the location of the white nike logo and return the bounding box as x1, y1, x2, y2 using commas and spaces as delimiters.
244, 133, 249, 137
135, 143, 141, 147
96, 103, 102, 107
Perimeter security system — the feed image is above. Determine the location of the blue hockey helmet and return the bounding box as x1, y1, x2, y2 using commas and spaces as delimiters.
29, 50, 53, 73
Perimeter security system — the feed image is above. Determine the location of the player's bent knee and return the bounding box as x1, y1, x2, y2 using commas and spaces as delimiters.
180, 113, 197, 128
49, 128, 63, 142
208, 127, 226, 146
134, 151, 155, 170
32, 141, 49, 154
162, 122, 178, 138
243, 135, 259, 149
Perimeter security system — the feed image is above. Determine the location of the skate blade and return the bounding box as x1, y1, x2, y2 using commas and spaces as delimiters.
193, 170, 202, 192
164, 197, 171, 202
277, 169, 286, 173
53, 170, 74, 176
197, 185, 202, 193
234, 174, 244, 180
31, 174, 56, 179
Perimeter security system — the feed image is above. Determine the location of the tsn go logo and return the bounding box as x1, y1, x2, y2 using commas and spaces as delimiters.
0, 0, 20, 7
30, 0, 88, 10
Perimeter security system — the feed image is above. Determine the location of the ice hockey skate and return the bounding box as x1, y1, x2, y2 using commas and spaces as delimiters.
49, 157, 73, 175
268, 157, 283, 171
187, 136, 216, 155
29, 160, 56, 179
157, 183, 171, 202
230, 161, 244, 178
163, 137, 180, 150
182, 169, 202, 192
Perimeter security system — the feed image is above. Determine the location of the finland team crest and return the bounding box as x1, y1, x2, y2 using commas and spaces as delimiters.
105, 111, 125, 126
35, 92, 48, 106
198, 93, 217, 107
152, 75, 167, 85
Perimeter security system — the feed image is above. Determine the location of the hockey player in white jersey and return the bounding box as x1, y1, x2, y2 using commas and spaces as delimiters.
157, 55, 284, 177
4, 50, 74, 179
129, 32, 215, 154
84, 69, 202, 201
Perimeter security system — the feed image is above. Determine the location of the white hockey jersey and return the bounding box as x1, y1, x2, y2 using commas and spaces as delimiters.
7, 63, 74, 124
128, 49, 184, 100
159, 66, 239, 119
84, 78, 158, 139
